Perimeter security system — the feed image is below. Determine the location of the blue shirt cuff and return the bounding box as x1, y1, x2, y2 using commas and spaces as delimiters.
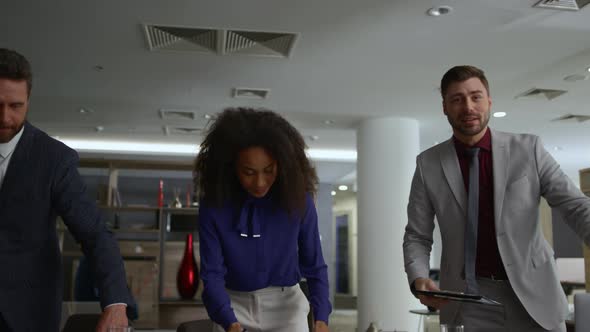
218, 306, 238, 330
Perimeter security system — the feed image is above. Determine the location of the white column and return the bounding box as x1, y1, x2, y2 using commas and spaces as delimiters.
357, 117, 421, 332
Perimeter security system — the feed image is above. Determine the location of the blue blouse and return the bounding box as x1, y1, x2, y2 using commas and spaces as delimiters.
198, 192, 332, 329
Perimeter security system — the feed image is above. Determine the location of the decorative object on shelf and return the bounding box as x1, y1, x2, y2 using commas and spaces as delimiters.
365, 322, 379, 332
171, 187, 182, 208
111, 188, 122, 207
177, 233, 199, 299
186, 183, 191, 207
158, 179, 164, 208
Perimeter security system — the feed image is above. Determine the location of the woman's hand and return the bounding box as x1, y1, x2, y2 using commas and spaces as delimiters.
314, 320, 329, 332
227, 322, 244, 332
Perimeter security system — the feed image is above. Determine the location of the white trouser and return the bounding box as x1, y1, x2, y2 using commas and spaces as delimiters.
213, 284, 310, 332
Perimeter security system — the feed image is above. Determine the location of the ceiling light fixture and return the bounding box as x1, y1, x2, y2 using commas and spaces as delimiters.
331, 191, 336, 196
426, 5, 453, 17
587, 67, 590, 73
54, 138, 358, 161
58, 139, 199, 156
306, 149, 357, 162
338, 185, 348, 191
79, 108, 94, 114
323, 120, 334, 125
493, 112, 507, 118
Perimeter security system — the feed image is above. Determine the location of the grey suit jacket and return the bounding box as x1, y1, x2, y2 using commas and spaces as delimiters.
403, 129, 590, 330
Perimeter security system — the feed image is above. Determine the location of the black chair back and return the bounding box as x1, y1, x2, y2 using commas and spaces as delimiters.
177, 319, 214, 332
62, 314, 101, 332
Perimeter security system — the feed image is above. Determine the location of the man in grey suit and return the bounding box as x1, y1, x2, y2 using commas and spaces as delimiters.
0, 48, 135, 331
403, 65, 590, 331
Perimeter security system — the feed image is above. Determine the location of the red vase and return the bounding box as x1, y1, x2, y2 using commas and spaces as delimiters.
177, 233, 199, 299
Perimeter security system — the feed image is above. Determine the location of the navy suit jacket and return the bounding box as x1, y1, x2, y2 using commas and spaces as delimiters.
0, 122, 136, 331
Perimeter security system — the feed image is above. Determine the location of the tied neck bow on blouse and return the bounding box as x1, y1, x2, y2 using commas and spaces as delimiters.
235, 195, 267, 238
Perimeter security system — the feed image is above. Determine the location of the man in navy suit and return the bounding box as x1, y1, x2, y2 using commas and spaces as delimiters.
0, 49, 136, 331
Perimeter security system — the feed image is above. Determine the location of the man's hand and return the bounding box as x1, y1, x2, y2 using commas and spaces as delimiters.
314, 320, 329, 332
95, 304, 128, 332
414, 277, 449, 309
227, 322, 244, 332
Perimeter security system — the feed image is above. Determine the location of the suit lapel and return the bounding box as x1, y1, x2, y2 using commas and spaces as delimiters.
491, 129, 509, 226
440, 139, 467, 216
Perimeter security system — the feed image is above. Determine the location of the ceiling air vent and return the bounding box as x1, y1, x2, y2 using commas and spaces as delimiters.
159, 109, 197, 120
232, 88, 270, 100
552, 114, 590, 122
224, 30, 297, 58
163, 126, 203, 136
144, 25, 219, 53
516, 88, 567, 100
533, 0, 590, 11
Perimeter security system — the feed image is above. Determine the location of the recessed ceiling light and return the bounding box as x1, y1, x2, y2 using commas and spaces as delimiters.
323, 120, 334, 125
95, 126, 105, 132
493, 112, 507, 118
427, 5, 453, 17
331, 191, 336, 196
553, 146, 564, 151
309, 135, 319, 141
587, 67, 590, 72
204, 113, 212, 120
338, 185, 348, 191
79, 108, 94, 114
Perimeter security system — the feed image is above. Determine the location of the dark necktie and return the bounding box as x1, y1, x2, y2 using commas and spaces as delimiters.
464, 147, 480, 294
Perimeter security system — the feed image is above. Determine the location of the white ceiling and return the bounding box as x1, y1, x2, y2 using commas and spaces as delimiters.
2, 0, 590, 184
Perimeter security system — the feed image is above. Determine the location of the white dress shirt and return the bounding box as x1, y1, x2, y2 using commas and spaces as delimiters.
0, 126, 24, 190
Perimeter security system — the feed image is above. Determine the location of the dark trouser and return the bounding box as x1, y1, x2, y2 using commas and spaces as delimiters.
0, 313, 11, 332
454, 277, 566, 332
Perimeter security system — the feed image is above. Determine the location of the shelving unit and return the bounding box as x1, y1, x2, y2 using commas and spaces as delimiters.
59, 158, 203, 328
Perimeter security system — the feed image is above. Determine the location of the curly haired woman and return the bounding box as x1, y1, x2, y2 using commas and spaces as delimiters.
195, 108, 331, 332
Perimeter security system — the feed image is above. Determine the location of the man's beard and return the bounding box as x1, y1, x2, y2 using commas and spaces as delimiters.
0, 123, 24, 143
449, 113, 490, 138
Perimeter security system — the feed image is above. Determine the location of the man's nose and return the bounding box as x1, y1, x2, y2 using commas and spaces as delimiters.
0, 105, 8, 123
464, 98, 477, 112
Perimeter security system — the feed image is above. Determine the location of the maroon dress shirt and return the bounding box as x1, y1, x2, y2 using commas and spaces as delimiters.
454, 128, 507, 279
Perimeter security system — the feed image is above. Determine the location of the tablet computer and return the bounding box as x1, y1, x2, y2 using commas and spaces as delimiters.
415, 290, 502, 306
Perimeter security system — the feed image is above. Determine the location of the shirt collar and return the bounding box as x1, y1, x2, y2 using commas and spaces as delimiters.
0, 125, 25, 159
453, 127, 492, 154
234, 189, 275, 238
